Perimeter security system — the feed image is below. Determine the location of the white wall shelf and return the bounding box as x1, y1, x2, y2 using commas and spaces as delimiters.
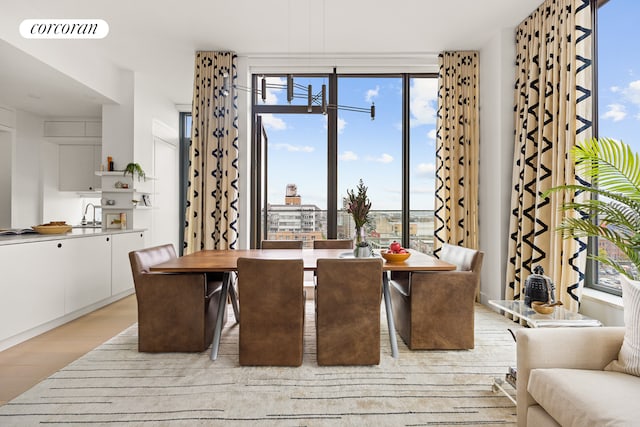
95, 171, 156, 180
102, 205, 153, 210
76, 190, 102, 197
99, 170, 156, 230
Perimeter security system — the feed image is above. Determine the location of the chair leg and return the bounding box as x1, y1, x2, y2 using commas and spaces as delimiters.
228, 278, 240, 322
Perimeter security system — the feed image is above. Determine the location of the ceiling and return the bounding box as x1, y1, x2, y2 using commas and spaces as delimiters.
0, 0, 543, 118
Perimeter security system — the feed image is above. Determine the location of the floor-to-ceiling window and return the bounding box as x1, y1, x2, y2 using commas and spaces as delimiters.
336, 76, 403, 249
178, 112, 191, 255
590, 0, 640, 295
265, 113, 328, 246
252, 72, 438, 251
408, 77, 438, 254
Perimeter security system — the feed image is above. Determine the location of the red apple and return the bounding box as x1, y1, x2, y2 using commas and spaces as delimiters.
390, 241, 402, 252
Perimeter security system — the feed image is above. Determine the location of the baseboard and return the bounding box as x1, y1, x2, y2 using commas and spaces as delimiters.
0, 290, 135, 352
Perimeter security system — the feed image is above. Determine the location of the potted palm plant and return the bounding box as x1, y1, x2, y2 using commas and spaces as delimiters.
544, 137, 639, 280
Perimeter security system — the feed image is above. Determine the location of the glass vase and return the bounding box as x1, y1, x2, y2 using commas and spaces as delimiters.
353, 226, 371, 257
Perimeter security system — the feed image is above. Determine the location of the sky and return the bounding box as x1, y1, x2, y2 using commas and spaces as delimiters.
262, 76, 437, 211
597, 0, 640, 152
259, 0, 639, 212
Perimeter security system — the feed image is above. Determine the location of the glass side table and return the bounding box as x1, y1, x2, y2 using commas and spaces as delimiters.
488, 300, 603, 328
487, 300, 603, 404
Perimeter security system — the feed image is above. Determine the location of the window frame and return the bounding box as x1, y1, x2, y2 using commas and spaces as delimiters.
250, 72, 437, 249
178, 112, 191, 256
586, 0, 622, 297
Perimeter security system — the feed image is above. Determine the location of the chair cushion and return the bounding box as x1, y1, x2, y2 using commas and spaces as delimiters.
439, 243, 477, 271
528, 368, 640, 426
605, 276, 640, 377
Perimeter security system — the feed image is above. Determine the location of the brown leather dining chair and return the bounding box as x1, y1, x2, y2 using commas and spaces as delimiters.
237, 258, 305, 366
313, 239, 353, 249
129, 244, 226, 352
315, 258, 383, 365
390, 243, 483, 350
261, 240, 303, 249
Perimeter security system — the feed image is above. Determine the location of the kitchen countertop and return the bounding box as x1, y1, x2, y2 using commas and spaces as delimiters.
0, 228, 146, 246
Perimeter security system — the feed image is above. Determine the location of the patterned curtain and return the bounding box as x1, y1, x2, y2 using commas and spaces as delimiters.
184, 51, 239, 253
434, 51, 480, 255
505, 0, 592, 312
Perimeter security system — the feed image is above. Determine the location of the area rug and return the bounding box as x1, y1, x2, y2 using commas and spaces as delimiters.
0, 303, 520, 426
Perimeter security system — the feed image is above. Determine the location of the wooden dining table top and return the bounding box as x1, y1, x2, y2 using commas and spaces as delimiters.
150, 248, 456, 273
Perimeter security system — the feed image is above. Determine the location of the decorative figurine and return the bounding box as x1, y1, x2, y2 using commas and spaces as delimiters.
524, 265, 555, 307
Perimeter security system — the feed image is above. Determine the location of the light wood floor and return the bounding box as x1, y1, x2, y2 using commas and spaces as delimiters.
0, 295, 137, 406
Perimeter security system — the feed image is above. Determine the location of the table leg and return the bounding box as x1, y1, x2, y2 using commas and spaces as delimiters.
210, 272, 231, 361
228, 273, 240, 322
382, 272, 399, 359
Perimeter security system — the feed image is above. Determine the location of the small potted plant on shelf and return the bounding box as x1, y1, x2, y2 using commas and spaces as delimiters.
123, 163, 146, 181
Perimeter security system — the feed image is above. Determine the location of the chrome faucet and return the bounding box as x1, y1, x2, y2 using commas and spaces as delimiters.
81, 203, 96, 226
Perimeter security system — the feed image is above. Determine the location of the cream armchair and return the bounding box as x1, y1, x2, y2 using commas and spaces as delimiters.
516, 327, 640, 426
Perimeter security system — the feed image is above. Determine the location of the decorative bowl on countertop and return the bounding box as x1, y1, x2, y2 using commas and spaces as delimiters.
32, 223, 72, 234
381, 250, 411, 263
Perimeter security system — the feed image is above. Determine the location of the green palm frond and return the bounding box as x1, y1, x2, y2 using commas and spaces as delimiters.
560, 200, 640, 233
544, 184, 640, 213
556, 218, 630, 246
544, 137, 640, 280
572, 137, 640, 202
589, 255, 636, 280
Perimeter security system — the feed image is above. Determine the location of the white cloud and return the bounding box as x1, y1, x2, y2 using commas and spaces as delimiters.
410, 79, 438, 126
260, 76, 286, 105
365, 85, 380, 102
367, 153, 393, 163
339, 150, 358, 161
416, 162, 435, 176
323, 115, 348, 134
624, 80, 640, 104
602, 104, 627, 122
610, 86, 621, 93
337, 117, 347, 134
427, 129, 437, 140
272, 143, 314, 153
379, 153, 394, 163
261, 113, 287, 130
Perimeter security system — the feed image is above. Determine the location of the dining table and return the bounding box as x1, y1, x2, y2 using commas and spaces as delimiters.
150, 248, 456, 360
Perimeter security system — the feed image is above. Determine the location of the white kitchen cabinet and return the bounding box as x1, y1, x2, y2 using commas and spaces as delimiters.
111, 231, 145, 294
0, 230, 145, 350
63, 235, 112, 313
59, 145, 102, 191
44, 121, 85, 137
84, 121, 102, 137
0, 240, 66, 343
44, 120, 102, 138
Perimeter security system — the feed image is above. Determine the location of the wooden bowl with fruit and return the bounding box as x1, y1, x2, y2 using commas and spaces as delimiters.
381, 241, 411, 263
